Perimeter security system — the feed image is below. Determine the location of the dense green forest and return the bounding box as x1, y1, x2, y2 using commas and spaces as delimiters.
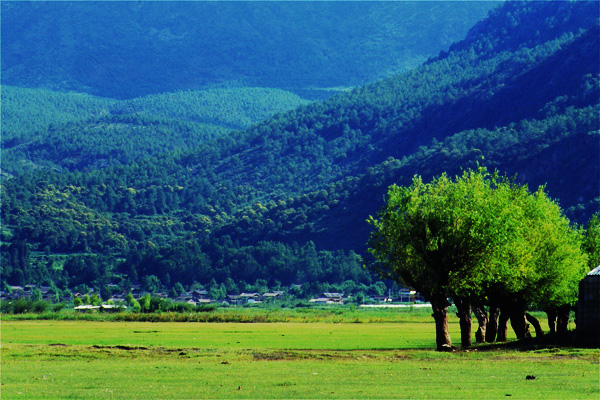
1, 86, 308, 175
1, 1, 598, 298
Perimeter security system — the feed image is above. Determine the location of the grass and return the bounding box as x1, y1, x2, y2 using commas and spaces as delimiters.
1, 320, 460, 349
1, 304, 440, 323
2, 318, 598, 399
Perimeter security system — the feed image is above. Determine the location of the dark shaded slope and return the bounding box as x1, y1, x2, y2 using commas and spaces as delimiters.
442, 0, 598, 58
196, 104, 598, 254
191, 21, 598, 202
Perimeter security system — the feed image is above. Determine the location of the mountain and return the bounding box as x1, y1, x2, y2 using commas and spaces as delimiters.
1, 1, 497, 99
1, 1, 598, 295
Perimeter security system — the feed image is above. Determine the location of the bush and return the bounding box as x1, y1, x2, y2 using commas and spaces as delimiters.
32, 300, 49, 313
196, 303, 219, 313
0, 300, 14, 313
4, 299, 51, 314
52, 303, 66, 312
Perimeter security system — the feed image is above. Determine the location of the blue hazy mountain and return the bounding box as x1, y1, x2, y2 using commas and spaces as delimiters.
1, 1, 497, 99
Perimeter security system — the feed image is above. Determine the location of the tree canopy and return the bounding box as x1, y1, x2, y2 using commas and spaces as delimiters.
367, 168, 588, 349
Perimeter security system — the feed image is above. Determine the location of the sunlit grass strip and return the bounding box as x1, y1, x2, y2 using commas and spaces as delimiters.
1, 320, 460, 350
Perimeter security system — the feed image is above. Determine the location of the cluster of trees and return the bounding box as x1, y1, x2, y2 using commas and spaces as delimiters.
1, 86, 111, 144
120, 238, 369, 289
367, 169, 593, 350
1, 232, 372, 295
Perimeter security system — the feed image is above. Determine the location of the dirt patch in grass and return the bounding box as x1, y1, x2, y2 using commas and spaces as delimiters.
91, 344, 150, 351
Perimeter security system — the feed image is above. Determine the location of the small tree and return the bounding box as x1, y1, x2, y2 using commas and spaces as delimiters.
31, 287, 43, 302
138, 293, 151, 313
132, 299, 141, 313
125, 293, 135, 306
172, 282, 186, 297
90, 294, 102, 306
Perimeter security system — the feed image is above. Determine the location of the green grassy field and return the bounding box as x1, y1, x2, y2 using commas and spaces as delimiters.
2, 319, 598, 399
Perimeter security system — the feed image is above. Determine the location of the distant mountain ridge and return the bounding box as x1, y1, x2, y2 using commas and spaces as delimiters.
1, 1, 497, 99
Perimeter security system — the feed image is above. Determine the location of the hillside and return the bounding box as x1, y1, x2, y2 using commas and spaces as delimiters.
1, 86, 308, 175
1, 1, 497, 99
1, 1, 598, 295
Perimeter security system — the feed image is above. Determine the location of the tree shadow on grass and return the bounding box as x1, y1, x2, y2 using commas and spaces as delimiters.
464, 332, 598, 352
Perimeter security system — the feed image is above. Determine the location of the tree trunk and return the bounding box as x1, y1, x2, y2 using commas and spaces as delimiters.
545, 308, 557, 335
431, 299, 452, 351
486, 306, 500, 342
455, 298, 472, 348
509, 307, 531, 339
473, 304, 488, 343
525, 313, 544, 338
496, 308, 509, 342
556, 305, 570, 335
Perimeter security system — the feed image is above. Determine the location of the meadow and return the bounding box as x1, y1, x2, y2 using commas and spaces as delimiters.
2, 310, 599, 399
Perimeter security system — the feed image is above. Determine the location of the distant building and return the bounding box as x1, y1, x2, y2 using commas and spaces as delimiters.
224, 293, 261, 305
309, 292, 344, 305
240, 293, 261, 304
370, 295, 392, 303
577, 265, 600, 344
192, 290, 208, 301
397, 289, 416, 303
262, 291, 284, 301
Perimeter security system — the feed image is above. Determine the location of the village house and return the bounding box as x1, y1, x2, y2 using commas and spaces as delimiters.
262, 291, 284, 301
225, 293, 262, 305
397, 289, 418, 303
8, 286, 25, 299
370, 295, 393, 303
309, 292, 344, 305
226, 294, 242, 306
240, 292, 261, 304
577, 265, 600, 344
192, 290, 209, 301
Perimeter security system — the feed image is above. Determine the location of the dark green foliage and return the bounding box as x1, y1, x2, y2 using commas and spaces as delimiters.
1, 299, 49, 314
582, 213, 600, 269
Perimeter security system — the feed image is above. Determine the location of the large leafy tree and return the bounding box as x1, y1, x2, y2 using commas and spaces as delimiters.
480, 185, 588, 339
367, 168, 587, 350
367, 169, 511, 349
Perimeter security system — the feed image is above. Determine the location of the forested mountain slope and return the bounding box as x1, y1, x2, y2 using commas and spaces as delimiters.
1, 86, 308, 175
1, 1, 497, 99
1, 1, 598, 294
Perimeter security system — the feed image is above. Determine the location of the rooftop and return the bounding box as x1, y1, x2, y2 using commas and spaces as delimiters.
587, 265, 600, 276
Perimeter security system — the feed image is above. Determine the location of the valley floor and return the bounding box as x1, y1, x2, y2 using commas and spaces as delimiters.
2, 320, 598, 399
